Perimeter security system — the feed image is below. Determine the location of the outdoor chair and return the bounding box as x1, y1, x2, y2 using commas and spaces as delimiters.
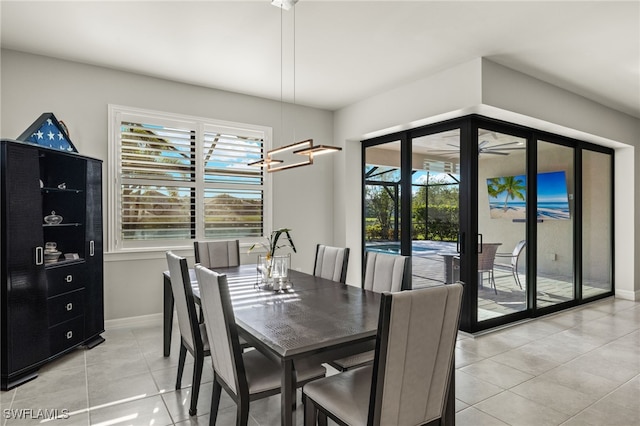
303, 283, 463, 426
195, 265, 326, 426
313, 244, 350, 284
477, 243, 501, 294
496, 240, 526, 289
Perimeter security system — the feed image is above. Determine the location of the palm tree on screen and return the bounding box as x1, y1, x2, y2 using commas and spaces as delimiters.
486, 178, 502, 199
500, 176, 526, 211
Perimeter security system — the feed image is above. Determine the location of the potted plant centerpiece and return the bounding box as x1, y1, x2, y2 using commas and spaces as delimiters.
249, 228, 296, 290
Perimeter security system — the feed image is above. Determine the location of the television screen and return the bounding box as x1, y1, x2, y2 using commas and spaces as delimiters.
487, 171, 570, 220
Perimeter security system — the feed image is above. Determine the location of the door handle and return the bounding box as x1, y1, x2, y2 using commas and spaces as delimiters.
457, 233, 465, 254
478, 233, 483, 253
35, 246, 44, 265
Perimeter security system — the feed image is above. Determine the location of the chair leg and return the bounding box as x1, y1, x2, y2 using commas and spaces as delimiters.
303, 393, 316, 426
176, 342, 187, 390
513, 269, 523, 289
491, 270, 497, 294
236, 395, 249, 426
210, 378, 222, 426
189, 353, 204, 416
318, 411, 328, 426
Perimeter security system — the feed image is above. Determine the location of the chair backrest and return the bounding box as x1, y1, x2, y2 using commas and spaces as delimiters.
313, 244, 350, 283
477, 243, 501, 272
511, 240, 526, 269
166, 251, 203, 353
194, 240, 240, 269
195, 264, 246, 396
369, 284, 463, 426
362, 252, 410, 292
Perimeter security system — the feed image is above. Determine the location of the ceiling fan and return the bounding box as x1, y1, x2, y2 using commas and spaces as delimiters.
478, 140, 525, 155
427, 140, 525, 157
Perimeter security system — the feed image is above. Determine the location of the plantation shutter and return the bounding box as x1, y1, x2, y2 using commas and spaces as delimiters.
202, 127, 264, 239
112, 107, 268, 250
120, 121, 196, 241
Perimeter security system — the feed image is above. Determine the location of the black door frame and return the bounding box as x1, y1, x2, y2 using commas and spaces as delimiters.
361, 114, 614, 333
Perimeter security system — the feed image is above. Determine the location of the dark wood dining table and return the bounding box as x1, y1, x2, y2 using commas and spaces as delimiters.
163, 265, 382, 426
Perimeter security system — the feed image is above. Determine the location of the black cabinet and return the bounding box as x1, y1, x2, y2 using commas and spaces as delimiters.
1, 139, 104, 390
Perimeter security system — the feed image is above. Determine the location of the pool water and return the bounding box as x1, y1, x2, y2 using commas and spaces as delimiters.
366, 242, 454, 254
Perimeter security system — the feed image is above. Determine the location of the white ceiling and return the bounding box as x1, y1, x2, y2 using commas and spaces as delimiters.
2, 1, 639, 117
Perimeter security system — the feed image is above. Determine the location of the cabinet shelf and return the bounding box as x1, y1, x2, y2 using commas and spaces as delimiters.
42, 187, 83, 194
43, 223, 83, 228
44, 258, 86, 269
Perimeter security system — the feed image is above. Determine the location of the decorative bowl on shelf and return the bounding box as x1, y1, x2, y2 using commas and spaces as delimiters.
44, 250, 62, 264
44, 211, 63, 225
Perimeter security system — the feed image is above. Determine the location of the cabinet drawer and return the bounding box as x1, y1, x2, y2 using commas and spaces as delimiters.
47, 264, 86, 297
48, 289, 85, 327
49, 316, 84, 356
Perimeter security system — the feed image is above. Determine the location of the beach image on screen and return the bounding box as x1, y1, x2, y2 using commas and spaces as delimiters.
486, 171, 570, 220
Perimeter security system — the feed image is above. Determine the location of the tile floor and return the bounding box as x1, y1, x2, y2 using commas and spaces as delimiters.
1, 297, 639, 425
412, 252, 611, 321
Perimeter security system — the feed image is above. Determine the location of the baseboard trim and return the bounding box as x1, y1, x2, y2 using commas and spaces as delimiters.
615, 289, 640, 302
105, 313, 163, 330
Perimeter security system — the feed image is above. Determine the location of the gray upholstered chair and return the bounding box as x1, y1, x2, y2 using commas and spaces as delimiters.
195, 265, 326, 425
478, 243, 501, 294
313, 244, 350, 284
362, 251, 410, 293
329, 251, 410, 372
194, 239, 240, 268
303, 283, 463, 426
194, 240, 251, 350
166, 251, 210, 416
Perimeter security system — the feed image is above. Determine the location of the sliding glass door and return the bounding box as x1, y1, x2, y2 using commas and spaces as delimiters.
582, 149, 613, 297
536, 140, 575, 309
364, 139, 405, 256
476, 127, 528, 322
410, 129, 461, 288
361, 115, 614, 333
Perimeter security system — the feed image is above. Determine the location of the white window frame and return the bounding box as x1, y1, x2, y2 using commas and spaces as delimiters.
107, 104, 272, 253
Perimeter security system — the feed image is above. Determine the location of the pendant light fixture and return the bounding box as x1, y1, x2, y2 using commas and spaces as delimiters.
249, 0, 341, 172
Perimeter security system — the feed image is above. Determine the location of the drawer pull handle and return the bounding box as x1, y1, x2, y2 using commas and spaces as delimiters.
66, 303, 73, 311
35, 247, 44, 265
90, 240, 95, 257
66, 331, 73, 339
65, 275, 73, 283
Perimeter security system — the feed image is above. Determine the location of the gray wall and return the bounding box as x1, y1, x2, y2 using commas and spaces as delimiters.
333, 58, 640, 300
1, 49, 335, 321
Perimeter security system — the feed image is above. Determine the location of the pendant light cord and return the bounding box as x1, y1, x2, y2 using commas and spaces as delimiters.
280, 6, 283, 148
292, 2, 296, 141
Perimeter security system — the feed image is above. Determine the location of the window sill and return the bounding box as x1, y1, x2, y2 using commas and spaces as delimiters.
105, 242, 263, 262
105, 248, 193, 262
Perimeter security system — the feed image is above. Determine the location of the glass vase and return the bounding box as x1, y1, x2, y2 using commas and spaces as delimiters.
257, 253, 291, 291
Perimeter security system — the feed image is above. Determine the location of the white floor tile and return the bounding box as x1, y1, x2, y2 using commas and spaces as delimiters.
1, 297, 639, 425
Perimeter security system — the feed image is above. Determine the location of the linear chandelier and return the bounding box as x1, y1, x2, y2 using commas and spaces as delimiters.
249, 0, 340, 172
249, 139, 342, 172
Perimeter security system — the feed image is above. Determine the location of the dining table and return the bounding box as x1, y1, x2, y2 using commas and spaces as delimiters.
162, 264, 456, 426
